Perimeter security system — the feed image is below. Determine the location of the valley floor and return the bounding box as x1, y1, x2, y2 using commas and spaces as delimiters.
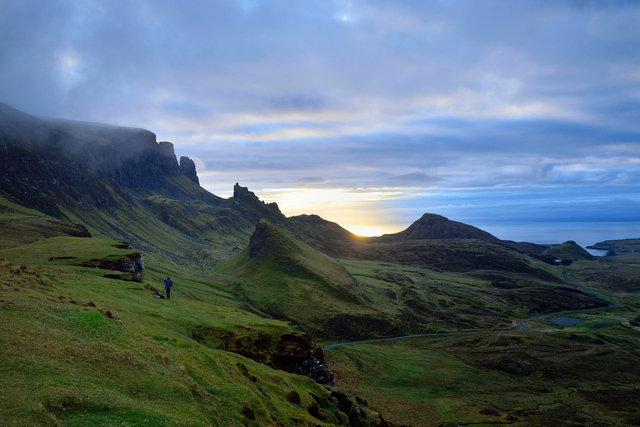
324, 255, 640, 426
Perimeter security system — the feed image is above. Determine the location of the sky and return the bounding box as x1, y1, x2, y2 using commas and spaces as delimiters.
1, 0, 639, 243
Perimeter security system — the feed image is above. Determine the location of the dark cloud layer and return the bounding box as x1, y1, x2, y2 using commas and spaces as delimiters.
1, 0, 639, 238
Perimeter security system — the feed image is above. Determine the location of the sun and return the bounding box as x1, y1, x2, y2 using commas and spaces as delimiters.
344, 225, 389, 237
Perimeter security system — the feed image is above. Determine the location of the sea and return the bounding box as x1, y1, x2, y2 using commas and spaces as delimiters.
475, 221, 640, 255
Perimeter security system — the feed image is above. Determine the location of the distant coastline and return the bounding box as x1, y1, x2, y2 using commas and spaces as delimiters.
476, 221, 640, 249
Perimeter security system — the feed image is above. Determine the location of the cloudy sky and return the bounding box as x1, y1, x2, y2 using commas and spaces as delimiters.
1, 0, 639, 241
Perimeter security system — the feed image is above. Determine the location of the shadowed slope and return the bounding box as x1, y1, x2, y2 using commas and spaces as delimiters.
380, 213, 500, 242
0, 104, 291, 263
219, 221, 366, 333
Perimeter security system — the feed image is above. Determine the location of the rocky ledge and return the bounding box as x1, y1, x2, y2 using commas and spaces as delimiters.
191, 326, 334, 385
76, 251, 144, 282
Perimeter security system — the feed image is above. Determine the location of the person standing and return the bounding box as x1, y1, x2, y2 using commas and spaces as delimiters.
164, 276, 173, 299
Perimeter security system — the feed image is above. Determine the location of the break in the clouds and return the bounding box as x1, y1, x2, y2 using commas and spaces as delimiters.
1, 0, 639, 239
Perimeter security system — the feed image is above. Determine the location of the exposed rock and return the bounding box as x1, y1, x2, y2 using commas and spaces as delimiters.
241, 403, 255, 420
330, 390, 390, 427
232, 183, 285, 223
179, 156, 199, 185
78, 252, 144, 282
0, 104, 204, 217
191, 326, 334, 385
157, 141, 180, 172
287, 350, 335, 385
286, 390, 301, 404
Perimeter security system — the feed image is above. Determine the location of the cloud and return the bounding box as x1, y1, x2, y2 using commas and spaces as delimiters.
1, 0, 639, 238
390, 172, 441, 184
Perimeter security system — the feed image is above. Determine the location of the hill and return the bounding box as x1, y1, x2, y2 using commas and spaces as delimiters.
543, 240, 594, 261
0, 232, 385, 425
0, 103, 288, 264
379, 213, 500, 242
587, 238, 640, 254
219, 221, 370, 336
218, 221, 605, 342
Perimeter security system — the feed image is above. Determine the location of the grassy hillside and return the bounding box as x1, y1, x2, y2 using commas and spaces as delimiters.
0, 196, 91, 249
326, 324, 640, 426
588, 238, 640, 254
0, 232, 385, 425
543, 240, 594, 261
325, 254, 640, 425
3, 103, 637, 425
218, 221, 372, 339
217, 221, 607, 343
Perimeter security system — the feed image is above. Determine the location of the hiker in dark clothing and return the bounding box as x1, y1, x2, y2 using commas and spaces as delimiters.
164, 276, 173, 299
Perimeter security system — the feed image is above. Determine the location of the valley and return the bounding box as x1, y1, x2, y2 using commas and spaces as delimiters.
1, 103, 639, 425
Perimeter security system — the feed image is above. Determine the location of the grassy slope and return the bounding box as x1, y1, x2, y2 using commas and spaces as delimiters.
325, 254, 640, 426
0, 197, 90, 249
0, 232, 377, 425
588, 238, 640, 253
56, 176, 252, 265
2, 187, 632, 425
543, 240, 594, 260
216, 221, 607, 342
327, 326, 640, 426
218, 221, 373, 339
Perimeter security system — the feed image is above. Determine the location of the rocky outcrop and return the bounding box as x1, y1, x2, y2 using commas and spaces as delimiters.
179, 156, 199, 185
78, 252, 144, 282
330, 390, 390, 426
0, 103, 204, 216
287, 350, 334, 385
191, 326, 334, 385
232, 183, 285, 224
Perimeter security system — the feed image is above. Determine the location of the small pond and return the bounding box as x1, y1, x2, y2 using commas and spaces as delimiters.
551, 316, 585, 326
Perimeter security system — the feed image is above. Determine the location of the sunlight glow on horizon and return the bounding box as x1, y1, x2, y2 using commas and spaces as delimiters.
343, 225, 395, 237
257, 186, 408, 235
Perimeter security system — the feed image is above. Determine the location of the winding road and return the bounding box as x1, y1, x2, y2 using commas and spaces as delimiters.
323, 271, 621, 351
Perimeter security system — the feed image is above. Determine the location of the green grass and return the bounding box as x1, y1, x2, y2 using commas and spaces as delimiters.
218, 221, 378, 339
2, 188, 638, 425
326, 326, 640, 426
323, 254, 640, 425
0, 235, 368, 425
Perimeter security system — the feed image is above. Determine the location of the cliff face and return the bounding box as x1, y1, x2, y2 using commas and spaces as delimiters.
179, 156, 199, 185
0, 103, 200, 215
232, 183, 285, 224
